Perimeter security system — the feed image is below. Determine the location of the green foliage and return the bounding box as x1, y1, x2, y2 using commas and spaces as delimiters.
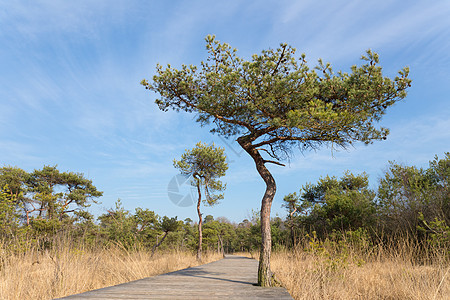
179, 220, 198, 250
305, 229, 369, 271
0, 166, 28, 200
202, 221, 220, 249
27, 166, 103, 221
30, 218, 62, 235
150, 216, 182, 255
174, 142, 228, 205
298, 172, 376, 235
70, 210, 99, 246
0, 185, 21, 238
174, 142, 228, 260
377, 153, 449, 236
2, 153, 447, 264
418, 213, 449, 259
0, 165, 103, 246
283, 192, 312, 246
98, 199, 137, 249
134, 208, 158, 231
282, 193, 300, 216
426, 153, 450, 221
202, 219, 237, 252
235, 221, 254, 252
143, 35, 410, 159
270, 216, 289, 250
281, 153, 448, 265
305, 231, 351, 272
204, 215, 214, 223
160, 216, 182, 233
97, 201, 185, 252
132, 207, 160, 247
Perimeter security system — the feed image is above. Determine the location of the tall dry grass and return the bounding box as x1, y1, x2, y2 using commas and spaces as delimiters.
0, 237, 222, 300
267, 237, 450, 300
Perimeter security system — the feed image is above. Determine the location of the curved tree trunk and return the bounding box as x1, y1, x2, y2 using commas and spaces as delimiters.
196, 181, 203, 261
238, 138, 276, 287
151, 231, 168, 257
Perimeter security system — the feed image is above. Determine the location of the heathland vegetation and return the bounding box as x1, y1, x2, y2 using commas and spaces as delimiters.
1, 36, 447, 299
1, 153, 449, 299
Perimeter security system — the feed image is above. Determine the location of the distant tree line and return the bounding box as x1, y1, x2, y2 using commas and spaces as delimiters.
0, 153, 448, 260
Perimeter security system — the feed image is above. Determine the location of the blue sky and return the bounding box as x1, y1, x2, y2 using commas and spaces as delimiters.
1, 0, 449, 223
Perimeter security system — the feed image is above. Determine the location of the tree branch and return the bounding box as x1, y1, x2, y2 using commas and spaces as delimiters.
272, 44, 287, 76
263, 160, 285, 167
170, 88, 257, 134
255, 148, 277, 159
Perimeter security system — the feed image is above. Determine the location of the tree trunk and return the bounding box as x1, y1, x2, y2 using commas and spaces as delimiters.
289, 207, 297, 247
290, 222, 295, 247
218, 234, 224, 257
151, 231, 169, 257
26, 209, 31, 225
238, 138, 276, 287
196, 181, 203, 261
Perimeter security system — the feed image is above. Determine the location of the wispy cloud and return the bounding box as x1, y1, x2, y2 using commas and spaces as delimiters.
1, 0, 448, 222
275, 0, 450, 64
0, 0, 134, 40
0, 140, 42, 167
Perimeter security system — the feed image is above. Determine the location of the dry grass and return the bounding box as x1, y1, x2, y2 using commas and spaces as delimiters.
2, 237, 448, 300
0, 240, 223, 300
266, 241, 450, 300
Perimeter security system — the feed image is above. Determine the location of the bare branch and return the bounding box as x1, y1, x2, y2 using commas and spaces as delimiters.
255, 148, 277, 159
263, 160, 285, 167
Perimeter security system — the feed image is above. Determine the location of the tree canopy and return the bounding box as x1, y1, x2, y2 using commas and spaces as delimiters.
173, 142, 228, 205
0, 165, 102, 227
143, 35, 411, 162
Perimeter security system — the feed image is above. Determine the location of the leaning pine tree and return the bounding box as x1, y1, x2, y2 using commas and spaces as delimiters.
142, 35, 411, 286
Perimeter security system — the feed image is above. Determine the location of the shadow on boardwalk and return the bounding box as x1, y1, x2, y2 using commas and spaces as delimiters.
58, 255, 292, 299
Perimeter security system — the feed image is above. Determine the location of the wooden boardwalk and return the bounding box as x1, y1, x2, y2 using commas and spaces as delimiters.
58, 255, 292, 299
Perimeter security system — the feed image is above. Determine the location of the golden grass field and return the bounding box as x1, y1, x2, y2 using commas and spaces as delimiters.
1, 238, 448, 299
245, 240, 449, 300
0, 240, 222, 300
271, 251, 449, 300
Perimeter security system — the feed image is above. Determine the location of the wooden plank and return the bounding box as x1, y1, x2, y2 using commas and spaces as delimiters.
57, 255, 293, 299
